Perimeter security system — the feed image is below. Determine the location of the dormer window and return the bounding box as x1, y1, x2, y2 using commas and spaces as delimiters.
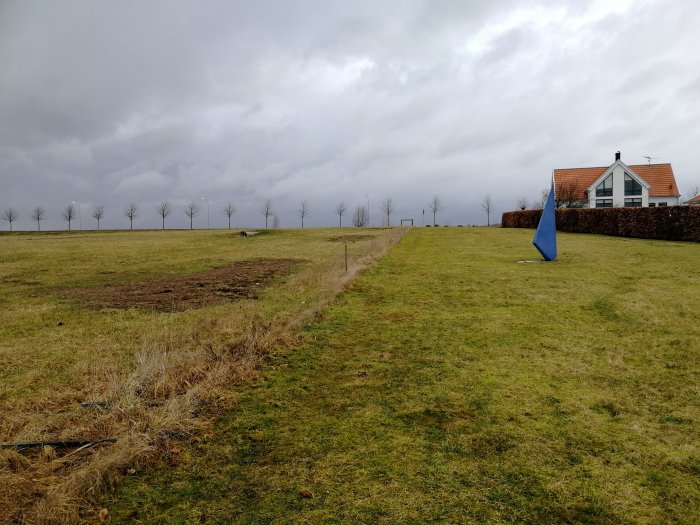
596, 175, 613, 197
624, 173, 642, 196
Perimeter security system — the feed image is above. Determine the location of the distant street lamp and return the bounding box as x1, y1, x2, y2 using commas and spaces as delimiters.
201, 196, 210, 229
71, 201, 82, 230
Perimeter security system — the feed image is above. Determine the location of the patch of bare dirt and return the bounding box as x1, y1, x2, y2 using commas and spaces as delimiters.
67, 258, 303, 312
327, 234, 375, 243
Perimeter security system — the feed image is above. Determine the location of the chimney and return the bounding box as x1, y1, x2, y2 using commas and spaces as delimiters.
615, 151, 621, 161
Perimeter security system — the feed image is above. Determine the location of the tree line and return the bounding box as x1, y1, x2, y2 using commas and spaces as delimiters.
2, 193, 507, 231
0, 201, 238, 232
7, 185, 698, 232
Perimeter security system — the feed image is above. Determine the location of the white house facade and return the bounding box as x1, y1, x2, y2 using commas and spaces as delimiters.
553, 152, 681, 208
585, 160, 651, 208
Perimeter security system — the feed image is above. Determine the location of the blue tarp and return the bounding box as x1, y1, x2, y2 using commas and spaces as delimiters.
533, 182, 557, 261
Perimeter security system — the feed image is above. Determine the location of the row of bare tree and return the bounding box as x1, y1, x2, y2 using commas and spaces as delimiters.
265, 195, 451, 228
0, 201, 235, 232
3, 193, 502, 231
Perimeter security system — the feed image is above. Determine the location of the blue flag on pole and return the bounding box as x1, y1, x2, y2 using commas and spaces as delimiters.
533, 181, 557, 261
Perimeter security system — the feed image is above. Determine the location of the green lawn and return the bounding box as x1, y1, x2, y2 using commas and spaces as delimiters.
106, 228, 700, 524
0, 228, 399, 524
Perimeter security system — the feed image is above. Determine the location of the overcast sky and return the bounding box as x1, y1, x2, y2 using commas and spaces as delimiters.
2, 0, 699, 230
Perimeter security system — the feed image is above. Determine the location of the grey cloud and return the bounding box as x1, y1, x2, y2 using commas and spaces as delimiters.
2, 0, 700, 231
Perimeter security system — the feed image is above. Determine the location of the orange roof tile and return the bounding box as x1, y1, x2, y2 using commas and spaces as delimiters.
553, 163, 679, 199
687, 194, 700, 204
553, 167, 606, 199
628, 164, 679, 197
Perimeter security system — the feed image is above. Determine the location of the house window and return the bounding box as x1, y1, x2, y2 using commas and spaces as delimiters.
649, 203, 656, 207
658, 202, 667, 206
624, 174, 642, 196
596, 199, 613, 208
624, 198, 642, 207
596, 175, 613, 197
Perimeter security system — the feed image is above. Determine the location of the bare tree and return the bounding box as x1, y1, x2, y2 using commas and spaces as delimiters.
516, 197, 528, 211
272, 214, 281, 228
157, 201, 171, 230
352, 205, 368, 227
184, 201, 200, 229
124, 203, 139, 230
31, 206, 45, 231
259, 198, 273, 228
380, 197, 395, 226
63, 203, 77, 231
429, 194, 442, 226
481, 195, 493, 226
223, 202, 237, 229
298, 200, 310, 228
2, 208, 18, 231
533, 189, 548, 210
335, 201, 347, 227
92, 206, 104, 230
555, 181, 586, 208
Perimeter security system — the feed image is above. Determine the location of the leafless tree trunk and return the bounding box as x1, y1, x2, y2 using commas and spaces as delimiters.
2, 208, 18, 231
31, 207, 45, 231
62, 204, 77, 231
259, 198, 273, 228
429, 194, 442, 226
516, 197, 528, 211
380, 197, 395, 226
272, 214, 280, 228
555, 182, 586, 208
352, 206, 368, 227
157, 201, 171, 230
124, 203, 139, 230
184, 201, 200, 229
335, 202, 347, 227
297, 200, 310, 228
223, 202, 237, 229
481, 195, 493, 226
533, 189, 548, 210
92, 206, 104, 230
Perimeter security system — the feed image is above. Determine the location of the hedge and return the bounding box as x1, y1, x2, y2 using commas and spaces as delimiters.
501, 206, 700, 242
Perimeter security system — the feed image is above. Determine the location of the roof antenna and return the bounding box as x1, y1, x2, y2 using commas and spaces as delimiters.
643, 155, 658, 166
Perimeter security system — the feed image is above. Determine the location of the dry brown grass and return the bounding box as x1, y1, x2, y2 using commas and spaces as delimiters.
0, 227, 405, 524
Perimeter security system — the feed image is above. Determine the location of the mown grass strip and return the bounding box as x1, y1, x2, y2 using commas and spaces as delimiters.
107, 228, 700, 524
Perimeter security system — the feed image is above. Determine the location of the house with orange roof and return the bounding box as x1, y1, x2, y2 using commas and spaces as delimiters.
685, 194, 700, 205
553, 152, 680, 208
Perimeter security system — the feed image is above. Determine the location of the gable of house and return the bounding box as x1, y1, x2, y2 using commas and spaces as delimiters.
553, 163, 679, 199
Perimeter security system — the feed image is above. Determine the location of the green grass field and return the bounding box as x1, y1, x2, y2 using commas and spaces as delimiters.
0, 228, 400, 523
99, 228, 700, 524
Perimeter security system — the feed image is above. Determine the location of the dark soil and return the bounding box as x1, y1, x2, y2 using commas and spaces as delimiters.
67, 259, 302, 312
